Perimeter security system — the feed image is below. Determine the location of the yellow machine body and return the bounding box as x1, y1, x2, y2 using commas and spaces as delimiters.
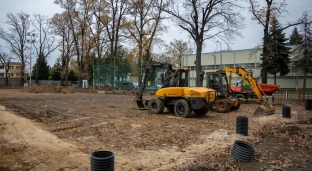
156, 87, 217, 103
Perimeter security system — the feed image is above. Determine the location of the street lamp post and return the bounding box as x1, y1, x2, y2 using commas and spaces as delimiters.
27, 32, 35, 86
217, 41, 222, 69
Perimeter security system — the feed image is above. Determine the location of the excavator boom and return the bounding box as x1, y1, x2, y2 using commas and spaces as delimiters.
221, 67, 275, 116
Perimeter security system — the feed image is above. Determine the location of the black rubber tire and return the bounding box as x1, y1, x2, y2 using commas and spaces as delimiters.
166, 106, 175, 113
235, 93, 246, 99
148, 98, 164, 114
193, 108, 209, 116
174, 99, 192, 118
215, 99, 231, 113
231, 140, 255, 162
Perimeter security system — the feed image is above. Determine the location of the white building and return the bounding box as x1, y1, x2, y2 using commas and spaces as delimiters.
182, 47, 312, 89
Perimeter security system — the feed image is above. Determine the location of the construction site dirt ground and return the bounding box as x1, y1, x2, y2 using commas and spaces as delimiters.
0, 87, 312, 171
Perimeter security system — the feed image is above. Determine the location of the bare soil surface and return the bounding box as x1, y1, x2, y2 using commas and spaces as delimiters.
0, 87, 312, 171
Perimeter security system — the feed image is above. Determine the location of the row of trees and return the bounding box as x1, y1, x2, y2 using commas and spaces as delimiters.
0, 0, 311, 91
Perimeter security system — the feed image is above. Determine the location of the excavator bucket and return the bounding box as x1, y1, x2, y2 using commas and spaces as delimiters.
133, 99, 148, 109
253, 104, 275, 116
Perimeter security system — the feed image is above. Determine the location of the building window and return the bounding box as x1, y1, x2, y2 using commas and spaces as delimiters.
9, 66, 14, 69
9, 73, 14, 77
0, 66, 4, 69
16, 66, 21, 70
16, 73, 21, 77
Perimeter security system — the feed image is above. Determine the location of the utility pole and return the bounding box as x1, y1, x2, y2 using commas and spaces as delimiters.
217, 41, 222, 69
27, 32, 35, 86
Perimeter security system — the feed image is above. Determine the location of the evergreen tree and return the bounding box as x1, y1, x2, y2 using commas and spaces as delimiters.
292, 11, 312, 98
49, 59, 62, 80
32, 54, 50, 80
68, 70, 78, 81
289, 27, 304, 45
267, 17, 291, 85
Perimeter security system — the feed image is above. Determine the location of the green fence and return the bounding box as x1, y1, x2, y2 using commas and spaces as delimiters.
92, 64, 168, 91
273, 89, 312, 101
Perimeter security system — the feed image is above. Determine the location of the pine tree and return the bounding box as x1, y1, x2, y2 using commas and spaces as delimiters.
267, 17, 291, 85
32, 54, 50, 80
289, 27, 303, 45
292, 11, 312, 98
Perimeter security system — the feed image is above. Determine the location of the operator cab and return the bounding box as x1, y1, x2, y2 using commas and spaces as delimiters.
206, 70, 228, 97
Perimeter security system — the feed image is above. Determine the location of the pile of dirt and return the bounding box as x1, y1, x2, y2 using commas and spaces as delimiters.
22, 84, 73, 94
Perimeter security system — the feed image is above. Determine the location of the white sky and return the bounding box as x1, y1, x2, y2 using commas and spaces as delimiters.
0, 0, 311, 66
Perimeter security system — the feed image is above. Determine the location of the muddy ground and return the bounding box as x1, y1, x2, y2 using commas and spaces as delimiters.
0, 88, 312, 171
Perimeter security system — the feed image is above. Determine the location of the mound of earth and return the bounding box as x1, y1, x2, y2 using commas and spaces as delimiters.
22, 84, 73, 94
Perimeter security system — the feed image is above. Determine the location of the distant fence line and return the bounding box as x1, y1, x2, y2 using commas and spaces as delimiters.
0, 79, 72, 86
273, 89, 312, 101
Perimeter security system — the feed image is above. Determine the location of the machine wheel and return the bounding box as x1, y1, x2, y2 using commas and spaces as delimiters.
231, 99, 241, 111
166, 106, 175, 113
174, 99, 192, 118
235, 93, 246, 99
148, 98, 164, 114
215, 99, 231, 113
193, 108, 209, 116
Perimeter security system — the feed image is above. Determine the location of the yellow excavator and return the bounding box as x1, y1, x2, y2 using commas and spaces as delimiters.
206, 67, 275, 116
135, 61, 217, 118
206, 70, 242, 113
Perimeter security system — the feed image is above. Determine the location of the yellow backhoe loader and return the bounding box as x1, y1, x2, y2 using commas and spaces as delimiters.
134, 61, 217, 118
206, 70, 242, 113
207, 67, 275, 116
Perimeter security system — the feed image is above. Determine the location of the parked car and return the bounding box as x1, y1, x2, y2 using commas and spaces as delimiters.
120, 81, 136, 90
144, 84, 162, 93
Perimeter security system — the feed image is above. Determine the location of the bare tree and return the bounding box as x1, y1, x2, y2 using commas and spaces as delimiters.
165, 39, 192, 67
0, 12, 31, 85
248, 0, 303, 84
0, 52, 14, 86
32, 14, 60, 84
55, 0, 95, 87
125, 0, 167, 75
163, 0, 244, 86
51, 12, 75, 86
93, 0, 128, 87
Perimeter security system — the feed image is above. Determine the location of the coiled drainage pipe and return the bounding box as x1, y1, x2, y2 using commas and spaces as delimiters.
90, 151, 114, 171
231, 140, 255, 162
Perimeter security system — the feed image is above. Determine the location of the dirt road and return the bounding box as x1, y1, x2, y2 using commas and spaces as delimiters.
0, 88, 312, 171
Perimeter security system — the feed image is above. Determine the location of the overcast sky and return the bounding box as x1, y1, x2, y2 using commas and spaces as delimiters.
0, 0, 312, 66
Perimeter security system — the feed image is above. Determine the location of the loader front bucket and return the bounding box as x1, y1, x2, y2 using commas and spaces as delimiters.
133, 99, 148, 109
253, 104, 275, 116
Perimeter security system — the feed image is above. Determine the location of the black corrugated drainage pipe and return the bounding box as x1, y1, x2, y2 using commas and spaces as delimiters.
282, 106, 291, 118
231, 140, 255, 162
90, 151, 114, 171
236, 116, 248, 136
305, 99, 312, 110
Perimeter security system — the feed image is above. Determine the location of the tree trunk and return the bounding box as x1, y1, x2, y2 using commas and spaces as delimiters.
5, 71, 9, 86
195, 41, 203, 87
36, 57, 39, 84
20, 61, 25, 86
303, 71, 306, 100
110, 41, 115, 90
262, 29, 269, 84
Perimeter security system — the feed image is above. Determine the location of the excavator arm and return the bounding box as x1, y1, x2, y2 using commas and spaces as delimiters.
222, 67, 275, 116
223, 68, 266, 101
135, 61, 172, 106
